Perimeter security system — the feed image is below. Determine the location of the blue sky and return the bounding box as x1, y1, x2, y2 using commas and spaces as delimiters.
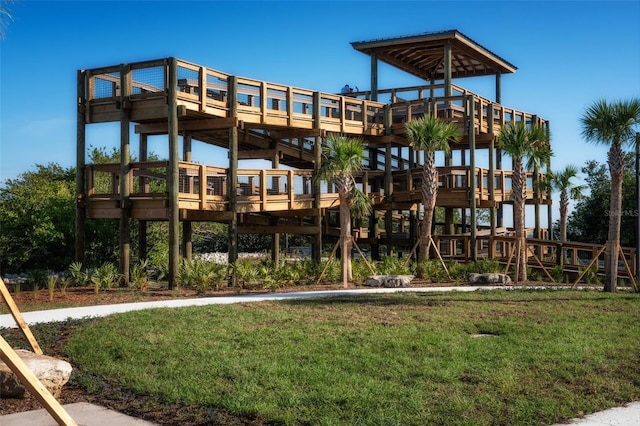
1, 1, 639, 213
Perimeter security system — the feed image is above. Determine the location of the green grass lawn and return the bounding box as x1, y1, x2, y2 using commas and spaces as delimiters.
62, 290, 640, 425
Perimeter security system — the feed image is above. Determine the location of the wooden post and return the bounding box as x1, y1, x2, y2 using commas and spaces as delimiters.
75, 70, 86, 265
167, 58, 180, 289
119, 64, 131, 284
468, 95, 477, 261
385, 142, 393, 256
272, 148, 280, 263
228, 76, 239, 282
0, 277, 76, 424
495, 74, 502, 104
138, 133, 148, 261
182, 132, 193, 261
0, 336, 77, 425
312, 92, 322, 264
0, 278, 42, 354
370, 52, 378, 102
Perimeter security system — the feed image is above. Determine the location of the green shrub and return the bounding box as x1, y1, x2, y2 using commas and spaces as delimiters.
68, 262, 90, 287
416, 259, 448, 282
352, 258, 375, 284
179, 259, 228, 292
550, 265, 568, 284
26, 269, 48, 291
91, 262, 121, 293
578, 264, 602, 285
319, 259, 340, 283
377, 256, 412, 275
467, 258, 502, 274
445, 260, 465, 282
130, 259, 152, 291
232, 258, 260, 288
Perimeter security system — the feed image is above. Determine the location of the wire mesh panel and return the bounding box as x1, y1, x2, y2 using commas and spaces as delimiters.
237, 174, 261, 196
292, 92, 313, 115
238, 81, 260, 107
267, 87, 287, 112
207, 73, 228, 102
177, 66, 199, 95
131, 66, 165, 95
92, 72, 120, 99
292, 173, 312, 195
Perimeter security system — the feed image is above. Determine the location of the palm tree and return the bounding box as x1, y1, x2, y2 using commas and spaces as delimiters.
404, 116, 461, 260
316, 134, 371, 287
0, 0, 14, 39
581, 98, 640, 292
498, 121, 552, 282
550, 165, 585, 242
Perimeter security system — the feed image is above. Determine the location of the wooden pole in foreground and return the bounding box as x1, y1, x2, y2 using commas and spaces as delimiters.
0, 336, 77, 425
0, 276, 76, 425
0, 277, 42, 354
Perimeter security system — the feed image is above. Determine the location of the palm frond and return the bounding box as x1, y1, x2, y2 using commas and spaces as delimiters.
404, 115, 461, 153
349, 187, 372, 220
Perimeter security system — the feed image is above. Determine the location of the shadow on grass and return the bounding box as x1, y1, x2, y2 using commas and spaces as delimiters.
278, 289, 640, 308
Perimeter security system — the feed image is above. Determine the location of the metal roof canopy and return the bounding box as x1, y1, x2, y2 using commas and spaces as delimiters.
350, 30, 517, 81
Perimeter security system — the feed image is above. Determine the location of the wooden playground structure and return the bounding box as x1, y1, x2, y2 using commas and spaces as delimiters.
74, 29, 635, 286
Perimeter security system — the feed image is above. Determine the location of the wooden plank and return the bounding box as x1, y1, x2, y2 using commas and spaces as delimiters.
0, 278, 42, 354
135, 117, 238, 134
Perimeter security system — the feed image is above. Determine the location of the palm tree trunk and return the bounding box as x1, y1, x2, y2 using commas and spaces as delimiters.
560, 189, 568, 242
605, 143, 625, 292
512, 158, 527, 282
339, 193, 352, 288
419, 153, 438, 260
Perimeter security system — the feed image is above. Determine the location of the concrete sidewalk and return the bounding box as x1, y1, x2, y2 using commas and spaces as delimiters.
1, 285, 505, 327
4, 399, 639, 426
2, 286, 639, 425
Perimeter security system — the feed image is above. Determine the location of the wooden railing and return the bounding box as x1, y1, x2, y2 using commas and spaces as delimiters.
386, 166, 548, 205
431, 234, 636, 280
86, 162, 548, 213
352, 82, 548, 136
84, 58, 386, 135
83, 59, 547, 138
86, 161, 340, 212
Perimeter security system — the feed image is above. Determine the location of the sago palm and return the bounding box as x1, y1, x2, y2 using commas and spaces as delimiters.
405, 115, 462, 260
581, 98, 640, 292
316, 134, 371, 287
498, 121, 552, 282
550, 165, 585, 242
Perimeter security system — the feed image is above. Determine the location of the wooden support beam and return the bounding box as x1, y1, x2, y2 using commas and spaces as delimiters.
238, 225, 321, 235
167, 58, 180, 289
75, 70, 86, 265
135, 117, 239, 134
238, 149, 277, 160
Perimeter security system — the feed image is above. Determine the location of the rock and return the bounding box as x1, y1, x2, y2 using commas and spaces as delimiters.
0, 349, 72, 398
364, 275, 414, 288
468, 273, 512, 285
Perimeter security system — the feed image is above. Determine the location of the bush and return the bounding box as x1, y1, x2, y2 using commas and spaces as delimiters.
467, 258, 502, 274
416, 259, 448, 282
178, 259, 228, 292
90, 262, 122, 293
67, 262, 90, 287
130, 259, 152, 291
377, 256, 412, 275
445, 260, 465, 282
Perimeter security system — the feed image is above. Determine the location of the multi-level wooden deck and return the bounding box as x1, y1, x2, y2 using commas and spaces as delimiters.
81, 58, 550, 223
76, 30, 563, 286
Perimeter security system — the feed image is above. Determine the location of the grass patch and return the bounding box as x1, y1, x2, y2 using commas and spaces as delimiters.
62, 290, 640, 425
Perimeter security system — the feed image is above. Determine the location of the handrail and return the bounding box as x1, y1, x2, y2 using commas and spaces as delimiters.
83, 58, 386, 135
